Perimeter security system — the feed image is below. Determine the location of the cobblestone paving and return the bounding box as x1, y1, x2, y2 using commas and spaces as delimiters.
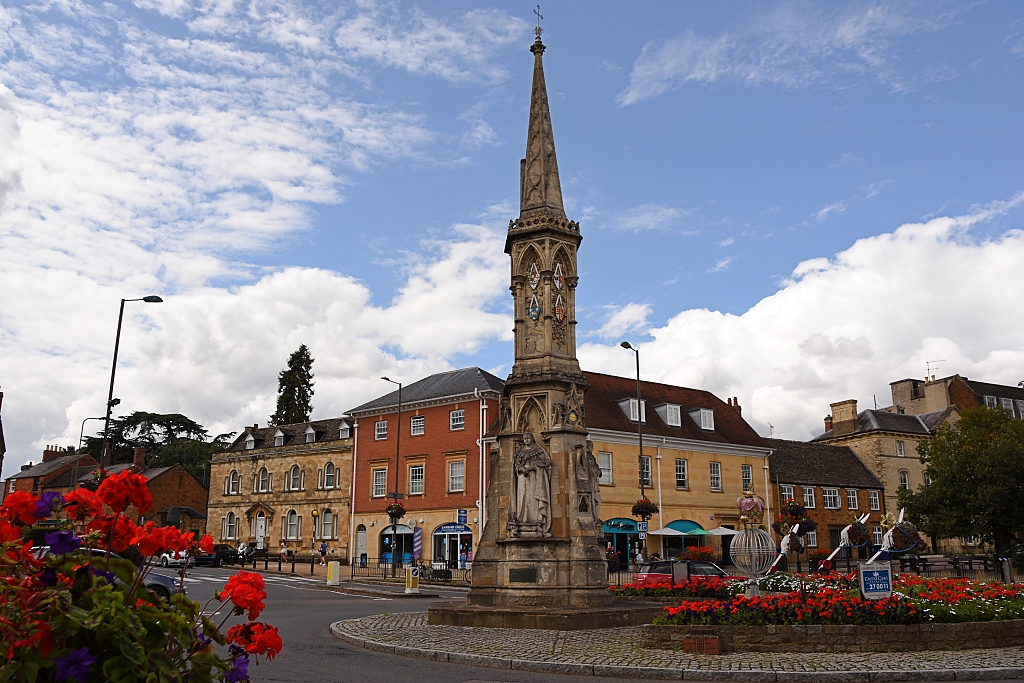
334, 612, 1024, 673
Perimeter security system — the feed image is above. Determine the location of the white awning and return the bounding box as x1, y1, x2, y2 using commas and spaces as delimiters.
645, 527, 686, 536
706, 526, 740, 536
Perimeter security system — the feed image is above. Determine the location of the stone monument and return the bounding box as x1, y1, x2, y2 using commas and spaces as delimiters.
463, 26, 612, 609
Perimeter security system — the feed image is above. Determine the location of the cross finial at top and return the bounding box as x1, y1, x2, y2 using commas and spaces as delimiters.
533, 5, 543, 41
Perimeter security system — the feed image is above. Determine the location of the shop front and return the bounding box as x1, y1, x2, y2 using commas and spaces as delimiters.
662, 520, 708, 559
379, 523, 414, 565
602, 518, 639, 568
432, 522, 473, 569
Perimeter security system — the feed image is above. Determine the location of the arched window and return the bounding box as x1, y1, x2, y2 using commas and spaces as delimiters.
287, 510, 298, 540
322, 509, 333, 538
227, 512, 236, 539
258, 467, 269, 492
290, 465, 301, 491
899, 470, 910, 490
324, 463, 335, 488
229, 470, 239, 495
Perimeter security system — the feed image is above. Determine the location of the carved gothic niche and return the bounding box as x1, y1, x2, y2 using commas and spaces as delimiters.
516, 396, 546, 436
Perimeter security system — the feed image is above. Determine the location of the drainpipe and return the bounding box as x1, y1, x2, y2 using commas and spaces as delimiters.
348, 420, 359, 566
656, 439, 665, 529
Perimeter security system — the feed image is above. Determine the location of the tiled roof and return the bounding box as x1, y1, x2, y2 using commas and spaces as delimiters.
8, 454, 89, 480
159, 505, 206, 522
811, 408, 952, 441
583, 372, 768, 448
226, 417, 350, 452
963, 378, 1024, 402
44, 465, 99, 488
765, 438, 882, 489
348, 367, 504, 415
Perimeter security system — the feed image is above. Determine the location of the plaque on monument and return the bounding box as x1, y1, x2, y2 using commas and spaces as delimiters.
509, 568, 538, 583
859, 562, 893, 600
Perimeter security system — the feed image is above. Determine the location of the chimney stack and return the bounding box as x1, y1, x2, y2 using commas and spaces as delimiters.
42, 445, 61, 462
829, 399, 859, 437
824, 415, 833, 432
133, 447, 146, 471
253, 424, 259, 429
21, 462, 33, 471
726, 397, 742, 416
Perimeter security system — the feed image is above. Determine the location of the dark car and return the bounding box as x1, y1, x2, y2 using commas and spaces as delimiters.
633, 560, 746, 586
195, 543, 237, 568
33, 546, 184, 600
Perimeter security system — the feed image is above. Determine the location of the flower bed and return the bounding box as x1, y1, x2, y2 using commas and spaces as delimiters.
613, 578, 740, 600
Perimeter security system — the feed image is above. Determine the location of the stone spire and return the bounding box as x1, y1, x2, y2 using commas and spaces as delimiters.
520, 36, 565, 220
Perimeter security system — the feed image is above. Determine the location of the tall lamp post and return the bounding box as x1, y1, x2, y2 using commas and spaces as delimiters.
621, 341, 650, 566
74, 416, 105, 488
101, 295, 163, 467
310, 509, 319, 576
381, 376, 404, 578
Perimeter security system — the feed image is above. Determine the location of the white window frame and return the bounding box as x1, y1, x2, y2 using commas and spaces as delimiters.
675, 458, 688, 489
803, 486, 816, 508
872, 525, 884, 546
1017, 400, 1024, 419
324, 462, 335, 488
846, 489, 858, 510
450, 409, 465, 431
8, 480, 14, 493
287, 510, 299, 540
245, 435, 255, 450
822, 487, 840, 509
899, 470, 909, 490
741, 464, 753, 493
985, 395, 998, 408
321, 509, 333, 539
1002, 397, 1014, 413
665, 404, 681, 427
410, 415, 425, 436
896, 440, 905, 457
340, 424, 351, 439
639, 455, 652, 487
923, 471, 932, 486
258, 467, 269, 492
700, 408, 715, 431
598, 452, 613, 485
372, 469, 387, 498
869, 490, 881, 510
709, 461, 722, 492
409, 464, 424, 495
273, 430, 284, 447
229, 470, 239, 495
629, 399, 646, 423
805, 530, 818, 547
226, 512, 236, 539
289, 465, 301, 491
305, 426, 315, 443
780, 484, 794, 502
448, 460, 465, 492
375, 420, 388, 440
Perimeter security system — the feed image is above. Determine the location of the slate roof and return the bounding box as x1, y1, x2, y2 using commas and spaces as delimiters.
765, 438, 883, 489
160, 505, 207, 522
348, 367, 505, 415
583, 372, 768, 448
7, 454, 90, 480
811, 408, 951, 441
963, 378, 1024, 402
44, 465, 99, 488
226, 417, 351, 452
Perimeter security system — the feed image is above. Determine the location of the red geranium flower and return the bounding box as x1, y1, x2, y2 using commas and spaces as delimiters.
221, 571, 267, 620
63, 489, 104, 521
96, 471, 152, 515
1, 492, 43, 526
226, 622, 282, 661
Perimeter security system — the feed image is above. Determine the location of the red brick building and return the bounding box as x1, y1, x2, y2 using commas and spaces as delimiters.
3, 446, 97, 501
348, 367, 502, 567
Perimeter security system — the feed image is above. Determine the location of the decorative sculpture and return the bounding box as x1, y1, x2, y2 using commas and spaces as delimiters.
578, 440, 602, 526
867, 508, 926, 564
507, 430, 552, 538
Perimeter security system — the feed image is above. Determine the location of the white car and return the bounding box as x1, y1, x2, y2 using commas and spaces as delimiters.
155, 550, 192, 568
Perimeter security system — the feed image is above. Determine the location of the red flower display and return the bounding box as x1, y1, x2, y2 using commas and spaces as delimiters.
95, 470, 153, 515
226, 622, 283, 661
1, 491, 45, 526
221, 571, 267, 620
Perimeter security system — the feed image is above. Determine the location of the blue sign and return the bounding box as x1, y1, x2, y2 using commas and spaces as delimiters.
638, 522, 648, 532
413, 527, 423, 559
434, 523, 472, 535
859, 563, 893, 600
457, 509, 468, 524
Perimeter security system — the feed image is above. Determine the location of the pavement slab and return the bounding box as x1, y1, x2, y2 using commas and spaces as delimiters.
331, 612, 1024, 680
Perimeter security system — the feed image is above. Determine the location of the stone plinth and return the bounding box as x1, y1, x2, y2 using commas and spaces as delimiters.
428, 602, 662, 630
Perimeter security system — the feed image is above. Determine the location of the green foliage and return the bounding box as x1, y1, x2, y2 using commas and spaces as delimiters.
82, 412, 233, 480
900, 407, 1024, 553
270, 344, 315, 426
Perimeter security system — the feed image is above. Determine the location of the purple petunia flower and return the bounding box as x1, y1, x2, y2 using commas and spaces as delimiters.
90, 566, 117, 586
35, 491, 63, 519
54, 647, 95, 682
224, 649, 250, 683
44, 530, 81, 555
39, 567, 59, 586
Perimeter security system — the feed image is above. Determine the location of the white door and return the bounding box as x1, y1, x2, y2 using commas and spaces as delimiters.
255, 515, 266, 550
357, 528, 367, 557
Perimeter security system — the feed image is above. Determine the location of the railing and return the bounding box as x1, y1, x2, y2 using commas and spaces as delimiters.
608, 567, 635, 587
349, 559, 472, 584
893, 555, 1014, 582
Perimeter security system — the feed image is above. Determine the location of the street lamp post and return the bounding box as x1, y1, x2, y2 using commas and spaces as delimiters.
74, 416, 105, 488
310, 509, 319, 576
620, 342, 645, 501
381, 377, 403, 578
101, 296, 163, 467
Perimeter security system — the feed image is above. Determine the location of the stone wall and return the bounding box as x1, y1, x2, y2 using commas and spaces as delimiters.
641, 620, 1024, 652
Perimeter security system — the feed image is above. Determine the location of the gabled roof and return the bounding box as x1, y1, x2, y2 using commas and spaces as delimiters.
765, 438, 883, 489
348, 367, 504, 415
44, 465, 99, 488
812, 408, 952, 441
226, 417, 350, 452
583, 372, 767, 448
962, 378, 1024, 402
7, 454, 93, 480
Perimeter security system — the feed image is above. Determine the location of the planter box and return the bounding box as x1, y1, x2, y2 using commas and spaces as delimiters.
641, 619, 1024, 653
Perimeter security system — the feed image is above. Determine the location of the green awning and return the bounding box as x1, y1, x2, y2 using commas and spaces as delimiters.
666, 519, 705, 534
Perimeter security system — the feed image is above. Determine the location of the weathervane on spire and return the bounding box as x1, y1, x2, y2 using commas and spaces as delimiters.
533, 5, 543, 41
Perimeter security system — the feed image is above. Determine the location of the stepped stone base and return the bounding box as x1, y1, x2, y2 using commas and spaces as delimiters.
428, 602, 663, 630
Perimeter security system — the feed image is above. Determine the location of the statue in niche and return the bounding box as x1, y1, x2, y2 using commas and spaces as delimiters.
498, 399, 513, 434
577, 440, 602, 526
507, 430, 552, 538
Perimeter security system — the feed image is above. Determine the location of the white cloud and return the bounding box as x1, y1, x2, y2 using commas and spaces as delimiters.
815, 201, 846, 222
617, 2, 966, 105
601, 203, 692, 232
595, 303, 652, 340
708, 256, 734, 273
864, 179, 891, 198
580, 193, 1024, 441
719, 237, 735, 247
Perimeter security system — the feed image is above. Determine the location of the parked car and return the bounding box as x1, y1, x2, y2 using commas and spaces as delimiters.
33, 546, 183, 601
156, 550, 192, 568
633, 560, 746, 586
194, 543, 236, 568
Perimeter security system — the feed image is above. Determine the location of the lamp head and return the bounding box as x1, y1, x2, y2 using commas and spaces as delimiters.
381, 376, 391, 382
142, 295, 163, 303
311, 510, 319, 518
620, 341, 632, 350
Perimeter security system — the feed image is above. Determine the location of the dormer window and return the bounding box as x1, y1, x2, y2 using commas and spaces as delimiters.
619, 398, 646, 423
273, 430, 285, 447
305, 426, 316, 443
245, 434, 255, 450
340, 423, 351, 439
653, 403, 682, 427
689, 408, 715, 431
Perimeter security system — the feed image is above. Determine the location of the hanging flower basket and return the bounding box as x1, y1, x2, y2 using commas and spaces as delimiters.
631, 497, 659, 519
385, 502, 406, 519
772, 498, 816, 536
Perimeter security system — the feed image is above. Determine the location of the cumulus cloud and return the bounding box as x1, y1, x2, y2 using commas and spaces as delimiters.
580, 192, 1024, 441
617, 1, 966, 105
595, 303, 652, 340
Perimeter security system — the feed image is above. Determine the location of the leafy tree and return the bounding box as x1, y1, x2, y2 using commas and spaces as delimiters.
82, 412, 233, 482
899, 407, 1024, 554
270, 344, 314, 426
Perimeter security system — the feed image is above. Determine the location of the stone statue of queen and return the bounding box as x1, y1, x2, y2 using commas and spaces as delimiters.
508, 429, 552, 538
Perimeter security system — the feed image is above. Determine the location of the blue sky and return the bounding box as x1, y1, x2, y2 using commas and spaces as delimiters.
2, 0, 1024, 475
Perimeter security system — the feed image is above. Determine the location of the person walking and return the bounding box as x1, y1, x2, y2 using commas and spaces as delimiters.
319, 541, 328, 566
279, 540, 288, 564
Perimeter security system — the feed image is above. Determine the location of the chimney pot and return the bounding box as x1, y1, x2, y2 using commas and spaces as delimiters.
133, 447, 146, 471
824, 415, 833, 432
253, 423, 259, 429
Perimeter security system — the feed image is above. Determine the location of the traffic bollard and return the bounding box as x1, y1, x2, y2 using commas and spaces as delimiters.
291, 554, 295, 573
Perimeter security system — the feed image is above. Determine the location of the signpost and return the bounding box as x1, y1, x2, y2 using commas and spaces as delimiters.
859, 562, 893, 600
638, 522, 648, 532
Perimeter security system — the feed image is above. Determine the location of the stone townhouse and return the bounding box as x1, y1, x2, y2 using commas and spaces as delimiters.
765, 438, 886, 556
348, 367, 501, 568
582, 372, 772, 567
890, 374, 1024, 420
208, 418, 353, 561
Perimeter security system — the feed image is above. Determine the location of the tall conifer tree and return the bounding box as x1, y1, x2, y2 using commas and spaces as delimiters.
270, 344, 314, 425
